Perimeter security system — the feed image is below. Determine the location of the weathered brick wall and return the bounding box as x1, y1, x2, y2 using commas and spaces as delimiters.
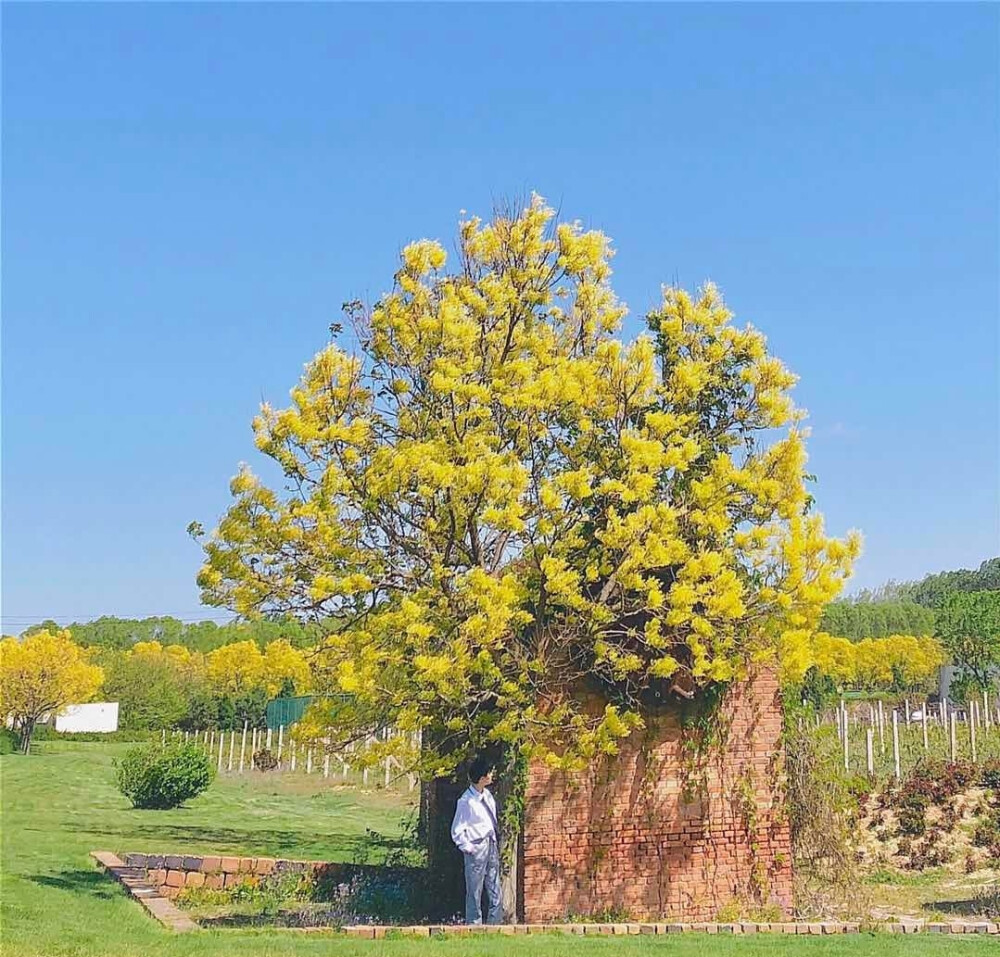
521, 671, 792, 922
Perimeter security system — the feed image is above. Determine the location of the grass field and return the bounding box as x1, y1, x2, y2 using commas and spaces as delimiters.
2, 741, 997, 956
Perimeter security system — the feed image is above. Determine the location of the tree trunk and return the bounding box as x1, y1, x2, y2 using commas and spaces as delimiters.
20, 717, 35, 755
420, 775, 466, 921
493, 751, 525, 922
500, 826, 521, 922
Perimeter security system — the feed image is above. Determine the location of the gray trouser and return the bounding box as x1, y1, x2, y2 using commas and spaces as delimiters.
463, 836, 502, 924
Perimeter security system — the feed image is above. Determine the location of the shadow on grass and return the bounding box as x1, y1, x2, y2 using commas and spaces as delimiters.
197, 914, 340, 929
28, 869, 122, 900
77, 823, 369, 858
924, 898, 985, 917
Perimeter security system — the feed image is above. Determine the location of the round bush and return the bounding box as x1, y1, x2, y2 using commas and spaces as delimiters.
115, 742, 215, 809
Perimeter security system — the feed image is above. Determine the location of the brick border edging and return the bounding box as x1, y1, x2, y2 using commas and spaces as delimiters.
339, 921, 999, 938
90, 852, 198, 933
91, 851, 999, 937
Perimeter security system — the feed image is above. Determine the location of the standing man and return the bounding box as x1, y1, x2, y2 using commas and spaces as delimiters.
450, 756, 503, 925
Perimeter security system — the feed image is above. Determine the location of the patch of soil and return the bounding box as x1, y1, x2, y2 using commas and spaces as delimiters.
857, 783, 999, 920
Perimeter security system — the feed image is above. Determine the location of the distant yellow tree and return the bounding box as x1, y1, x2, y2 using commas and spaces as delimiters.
852, 635, 944, 692
197, 196, 860, 775
795, 632, 945, 693
262, 639, 311, 697
204, 639, 310, 700
0, 630, 104, 753
810, 632, 857, 686
205, 640, 264, 696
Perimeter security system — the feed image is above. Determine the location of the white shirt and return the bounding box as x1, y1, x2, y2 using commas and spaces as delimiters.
451, 785, 498, 854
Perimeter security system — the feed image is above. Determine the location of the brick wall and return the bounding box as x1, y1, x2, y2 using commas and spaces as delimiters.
121, 852, 417, 899
521, 671, 792, 922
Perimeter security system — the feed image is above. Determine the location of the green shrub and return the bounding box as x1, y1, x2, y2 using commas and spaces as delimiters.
981, 759, 1000, 790
975, 882, 1000, 918
895, 792, 929, 837
31, 727, 157, 744
973, 806, 1000, 860
114, 742, 214, 809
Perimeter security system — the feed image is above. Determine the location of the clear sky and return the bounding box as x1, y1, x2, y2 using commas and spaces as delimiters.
3, 3, 998, 633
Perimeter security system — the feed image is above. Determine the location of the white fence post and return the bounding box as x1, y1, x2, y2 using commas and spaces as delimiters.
843, 702, 850, 771
892, 710, 900, 779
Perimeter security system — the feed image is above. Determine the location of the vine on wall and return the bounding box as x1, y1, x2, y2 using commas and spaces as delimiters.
498, 748, 528, 872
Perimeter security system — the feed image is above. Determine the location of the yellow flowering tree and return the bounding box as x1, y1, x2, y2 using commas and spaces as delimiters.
852, 635, 945, 692
786, 632, 945, 693
809, 632, 857, 686
0, 630, 104, 753
196, 196, 859, 775
205, 640, 264, 696
262, 639, 312, 698
205, 639, 311, 699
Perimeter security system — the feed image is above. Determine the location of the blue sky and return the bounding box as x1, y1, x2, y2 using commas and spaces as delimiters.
3, 3, 998, 632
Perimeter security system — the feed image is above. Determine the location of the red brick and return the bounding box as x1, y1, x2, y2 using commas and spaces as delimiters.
521, 670, 792, 923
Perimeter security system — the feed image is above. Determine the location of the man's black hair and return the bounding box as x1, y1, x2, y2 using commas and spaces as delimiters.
468, 756, 494, 784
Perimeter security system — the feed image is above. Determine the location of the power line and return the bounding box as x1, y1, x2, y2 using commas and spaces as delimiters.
1, 613, 238, 624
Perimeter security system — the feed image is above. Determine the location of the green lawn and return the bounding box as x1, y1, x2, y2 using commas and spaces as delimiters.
1, 741, 996, 957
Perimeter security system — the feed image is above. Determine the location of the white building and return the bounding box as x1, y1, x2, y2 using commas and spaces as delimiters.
52, 702, 119, 733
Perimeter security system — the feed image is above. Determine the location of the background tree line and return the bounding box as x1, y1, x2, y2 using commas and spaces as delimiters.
17, 614, 330, 652
818, 557, 1000, 699
8, 553, 997, 737
0, 629, 315, 741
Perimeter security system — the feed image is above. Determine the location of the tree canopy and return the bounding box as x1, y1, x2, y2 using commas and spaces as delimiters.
819, 600, 936, 641
795, 632, 943, 692
19, 614, 325, 652
903, 557, 1000, 609
935, 591, 1000, 691
197, 196, 859, 772
100, 638, 312, 730
0, 630, 104, 753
